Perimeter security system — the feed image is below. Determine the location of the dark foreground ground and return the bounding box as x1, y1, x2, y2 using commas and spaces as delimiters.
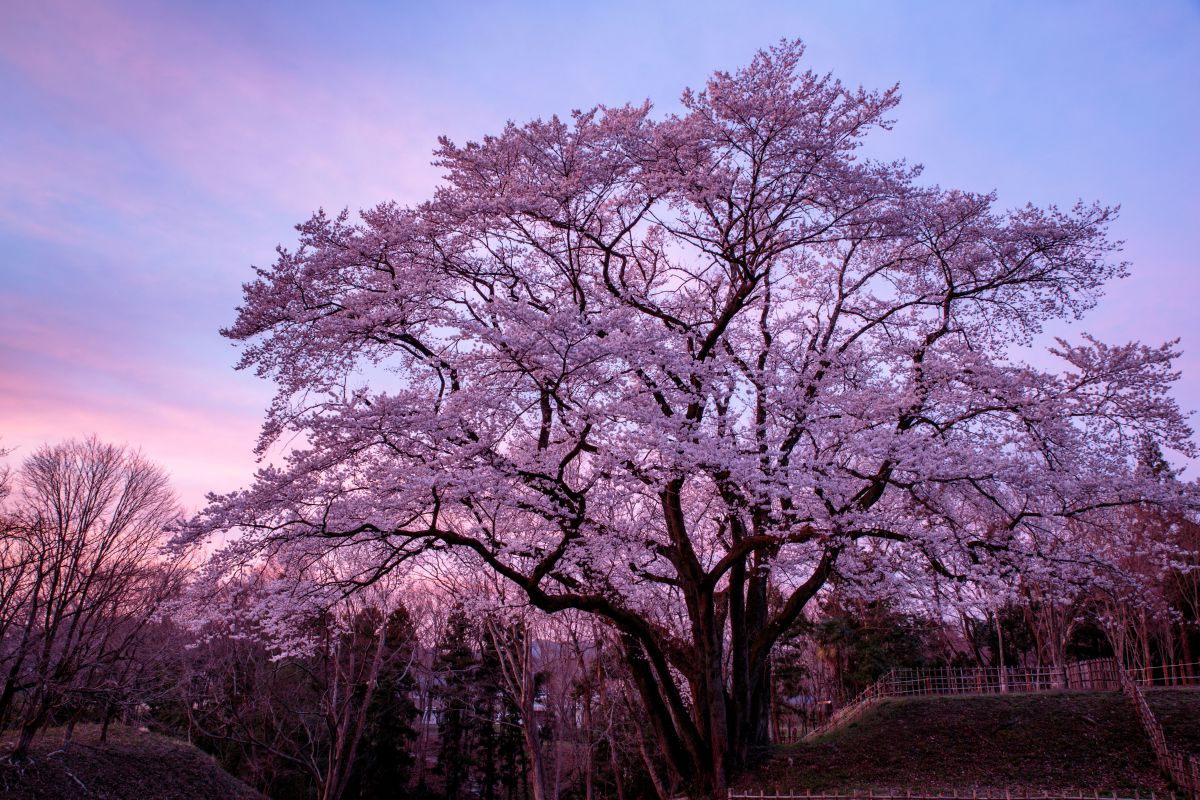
744, 689, 1200, 793
2, 691, 1197, 798
0, 723, 263, 800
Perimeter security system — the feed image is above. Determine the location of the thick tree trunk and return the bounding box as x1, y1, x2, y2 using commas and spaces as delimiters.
729, 547, 774, 768
12, 723, 38, 760
11, 688, 53, 760
618, 582, 779, 796
608, 529, 828, 797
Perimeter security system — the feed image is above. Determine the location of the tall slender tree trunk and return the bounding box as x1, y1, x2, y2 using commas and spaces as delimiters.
634, 723, 669, 800
1180, 622, 1194, 682
62, 714, 78, 747
100, 701, 116, 742
519, 695, 549, 800
488, 620, 550, 800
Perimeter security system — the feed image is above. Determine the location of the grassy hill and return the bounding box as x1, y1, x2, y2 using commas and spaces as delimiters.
0, 724, 264, 800
743, 690, 1200, 794
1146, 687, 1200, 754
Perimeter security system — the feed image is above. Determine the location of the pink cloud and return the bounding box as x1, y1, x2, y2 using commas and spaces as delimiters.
0, 300, 272, 511
0, 1, 464, 512
0, 380, 263, 514
1, 0, 1195, 505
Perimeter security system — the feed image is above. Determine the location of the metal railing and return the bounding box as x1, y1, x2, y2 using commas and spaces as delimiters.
751, 659, 1200, 799
802, 658, 1145, 742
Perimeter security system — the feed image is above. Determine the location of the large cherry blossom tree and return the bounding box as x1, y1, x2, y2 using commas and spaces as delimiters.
188, 41, 1195, 797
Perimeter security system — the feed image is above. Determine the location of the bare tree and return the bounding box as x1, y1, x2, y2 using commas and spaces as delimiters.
0, 437, 183, 759
486, 611, 551, 800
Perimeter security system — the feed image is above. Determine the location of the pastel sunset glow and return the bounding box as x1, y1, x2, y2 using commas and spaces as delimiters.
3, 0, 1198, 510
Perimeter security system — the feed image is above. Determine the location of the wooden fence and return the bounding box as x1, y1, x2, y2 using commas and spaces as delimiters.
801, 659, 1123, 742
1117, 661, 1200, 799
774, 660, 1200, 743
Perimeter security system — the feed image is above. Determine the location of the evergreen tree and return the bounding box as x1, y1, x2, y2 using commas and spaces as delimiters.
474, 637, 502, 800
815, 598, 943, 695
346, 604, 421, 798
434, 605, 477, 800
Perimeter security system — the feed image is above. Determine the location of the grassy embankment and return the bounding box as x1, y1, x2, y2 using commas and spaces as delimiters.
0, 723, 264, 800
744, 689, 1200, 793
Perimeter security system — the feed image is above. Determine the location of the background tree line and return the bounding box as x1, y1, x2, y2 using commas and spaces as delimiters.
1, 436, 1197, 799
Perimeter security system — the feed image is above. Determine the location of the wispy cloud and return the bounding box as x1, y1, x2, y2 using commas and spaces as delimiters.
0, 0, 456, 506
1, 0, 1197, 505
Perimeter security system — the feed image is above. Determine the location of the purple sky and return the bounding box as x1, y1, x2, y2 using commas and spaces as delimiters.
2, 1, 1198, 510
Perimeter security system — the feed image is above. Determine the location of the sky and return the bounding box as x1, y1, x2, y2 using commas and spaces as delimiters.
1, 0, 1198, 511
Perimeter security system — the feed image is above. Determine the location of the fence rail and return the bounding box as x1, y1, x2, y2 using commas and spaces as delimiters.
753, 660, 1200, 800
729, 792, 1170, 800
882, 660, 1123, 696
774, 660, 1200, 744
1128, 662, 1200, 688
798, 658, 1200, 742
1117, 661, 1200, 799
799, 659, 1118, 743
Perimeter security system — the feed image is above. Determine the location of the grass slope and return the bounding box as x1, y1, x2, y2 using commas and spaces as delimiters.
1146, 687, 1200, 754
745, 690, 1200, 793
0, 724, 264, 800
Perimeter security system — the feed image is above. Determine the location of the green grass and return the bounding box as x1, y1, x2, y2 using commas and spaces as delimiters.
742, 690, 1200, 793
0, 723, 264, 800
